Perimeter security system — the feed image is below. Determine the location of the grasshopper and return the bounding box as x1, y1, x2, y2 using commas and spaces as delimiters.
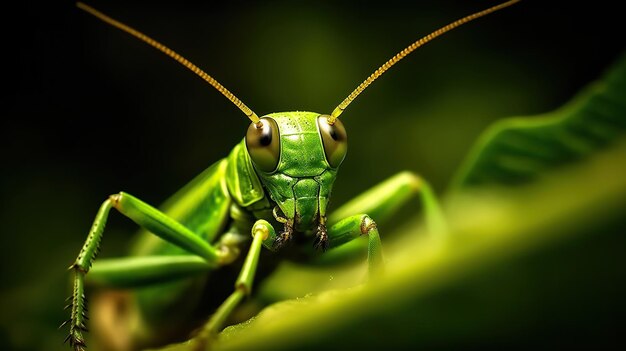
64, 1, 520, 350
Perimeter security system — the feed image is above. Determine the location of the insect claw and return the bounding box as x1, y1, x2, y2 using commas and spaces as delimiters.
73, 338, 86, 350
313, 223, 329, 251
273, 220, 294, 250
313, 238, 329, 251
272, 239, 281, 250
273, 232, 292, 250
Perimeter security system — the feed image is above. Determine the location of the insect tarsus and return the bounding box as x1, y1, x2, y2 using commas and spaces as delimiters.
314, 217, 329, 251
273, 220, 294, 249
62, 292, 89, 350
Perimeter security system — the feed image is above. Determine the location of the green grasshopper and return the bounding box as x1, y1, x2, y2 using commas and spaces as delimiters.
64, 1, 520, 350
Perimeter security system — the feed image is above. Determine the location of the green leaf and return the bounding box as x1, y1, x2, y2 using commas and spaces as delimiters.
451, 53, 626, 189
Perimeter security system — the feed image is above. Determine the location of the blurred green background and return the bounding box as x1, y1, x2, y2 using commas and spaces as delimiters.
2, 1, 624, 350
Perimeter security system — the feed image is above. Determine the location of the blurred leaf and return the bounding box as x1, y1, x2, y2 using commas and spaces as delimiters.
451, 53, 626, 189
151, 53, 626, 351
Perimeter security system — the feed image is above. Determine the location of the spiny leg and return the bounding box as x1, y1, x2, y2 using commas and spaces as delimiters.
63, 200, 111, 350
314, 215, 329, 251
272, 206, 294, 250
192, 219, 275, 350
64, 192, 223, 350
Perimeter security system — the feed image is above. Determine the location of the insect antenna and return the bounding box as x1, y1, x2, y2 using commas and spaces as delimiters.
76, 2, 261, 126
327, 0, 521, 124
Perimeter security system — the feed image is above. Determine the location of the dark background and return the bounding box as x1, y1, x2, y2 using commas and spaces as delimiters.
2, 1, 624, 350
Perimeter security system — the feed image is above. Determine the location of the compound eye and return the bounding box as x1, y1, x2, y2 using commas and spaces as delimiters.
318, 115, 347, 168
245, 118, 280, 172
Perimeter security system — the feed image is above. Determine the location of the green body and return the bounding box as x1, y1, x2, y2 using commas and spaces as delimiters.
65, 2, 522, 350
66, 111, 443, 350
127, 112, 339, 336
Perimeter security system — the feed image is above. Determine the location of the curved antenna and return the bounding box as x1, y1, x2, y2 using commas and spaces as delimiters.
76, 2, 261, 125
328, 0, 521, 124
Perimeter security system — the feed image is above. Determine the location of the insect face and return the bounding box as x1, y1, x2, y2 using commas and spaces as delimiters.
245, 112, 347, 232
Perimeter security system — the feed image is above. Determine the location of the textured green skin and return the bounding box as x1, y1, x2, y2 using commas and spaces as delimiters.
77, 110, 439, 351
115, 111, 339, 338
69, 123, 437, 351
229, 112, 337, 232
72, 111, 438, 351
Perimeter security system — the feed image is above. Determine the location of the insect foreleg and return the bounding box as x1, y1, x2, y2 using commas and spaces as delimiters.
87, 255, 217, 288
329, 171, 446, 237
192, 219, 275, 349
327, 214, 384, 276
64, 192, 224, 350
321, 171, 446, 274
